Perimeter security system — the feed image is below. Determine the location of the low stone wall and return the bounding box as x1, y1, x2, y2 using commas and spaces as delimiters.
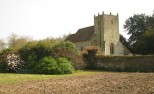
93, 56, 154, 72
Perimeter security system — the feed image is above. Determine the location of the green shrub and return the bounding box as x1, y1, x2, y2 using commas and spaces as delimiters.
0, 39, 85, 73
19, 39, 57, 69
52, 41, 86, 69
56, 57, 75, 74
52, 41, 80, 56
34, 57, 58, 74
19, 40, 85, 70
34, 57, 74, 74
0, 58, 6, 73
25, 53, 38, 69
19, 41, 38, 63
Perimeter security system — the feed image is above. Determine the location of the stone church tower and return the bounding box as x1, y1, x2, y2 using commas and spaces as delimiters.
66, 12, 131, 55
94, 12, 120, 55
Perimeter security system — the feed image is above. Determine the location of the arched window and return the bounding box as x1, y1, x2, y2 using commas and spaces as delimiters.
110, 43, 114, 55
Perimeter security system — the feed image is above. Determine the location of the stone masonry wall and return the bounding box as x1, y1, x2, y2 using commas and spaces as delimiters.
94, 56, 154, 72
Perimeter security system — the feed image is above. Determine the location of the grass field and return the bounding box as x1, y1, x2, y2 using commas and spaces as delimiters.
0, 70, 98, 84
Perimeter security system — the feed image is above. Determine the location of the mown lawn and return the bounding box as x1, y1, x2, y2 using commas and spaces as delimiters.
0, 70, 98, 84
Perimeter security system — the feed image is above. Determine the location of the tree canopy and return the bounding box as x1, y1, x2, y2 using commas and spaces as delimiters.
124, 12, 154, 55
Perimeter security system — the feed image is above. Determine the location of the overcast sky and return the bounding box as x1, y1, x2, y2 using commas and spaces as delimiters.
0, 0, 153, 41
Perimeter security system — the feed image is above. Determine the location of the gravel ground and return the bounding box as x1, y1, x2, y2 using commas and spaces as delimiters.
0, 72, 154, 94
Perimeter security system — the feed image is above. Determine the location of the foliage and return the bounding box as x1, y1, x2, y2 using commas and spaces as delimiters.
34, 57, 74, 74
6, 54, 24, 72
51, 41, 80, 56
8, 33, 17, 48
19, 39, 84, 72
18, 41, 38, 64
34, 56, 58, 74
7, 33, 30, 50
0, 37, 85, 73
51, 41, 85, 69
133, 27, 154, 54
0, 49, 16, 72
124, 14, 147, 45
0, 39, 6, 52
0, 58, 7, 72
56, 57, 75, 74
0, 51, 24, 72
19, 39, 58, 69
124, 12, 154, 54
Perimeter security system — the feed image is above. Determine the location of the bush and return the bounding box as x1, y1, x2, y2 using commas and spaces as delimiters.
0, 52, 24, 72
56, 57, 75, 74
25, 53, 38, 69
19, 39, 57, 69
19, 40, 85, 70
0, 39, 85, 73
34, 57, 58, 74
0, 49, 23, 72
6, 54, 24, 72
19, 41, 38, 64
52, 41, 80, 56
0, 61, 7, 72
34, 57, 74, 74
52, 41, 86, 69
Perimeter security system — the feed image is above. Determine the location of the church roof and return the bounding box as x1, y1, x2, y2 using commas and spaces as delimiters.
65, 34, 76, 42
66, 26, 94, 42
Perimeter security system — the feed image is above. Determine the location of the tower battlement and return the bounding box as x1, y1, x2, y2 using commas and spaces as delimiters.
94, 11, 119, 18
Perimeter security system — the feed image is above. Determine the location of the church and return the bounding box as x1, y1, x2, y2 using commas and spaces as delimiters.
66, 12, 131, 55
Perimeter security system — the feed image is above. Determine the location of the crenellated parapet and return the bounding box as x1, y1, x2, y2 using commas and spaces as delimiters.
94, 11, 119, 18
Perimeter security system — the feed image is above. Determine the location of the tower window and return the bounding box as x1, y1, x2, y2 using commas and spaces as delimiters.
110, 43, 114, 55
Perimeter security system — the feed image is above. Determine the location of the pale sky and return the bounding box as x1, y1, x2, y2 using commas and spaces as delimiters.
0, 0, 153, 41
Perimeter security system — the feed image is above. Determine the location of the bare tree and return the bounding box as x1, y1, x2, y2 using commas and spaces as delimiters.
8, 33, 18, 48
0, 39, 5, 51
8, 33, 31, 49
